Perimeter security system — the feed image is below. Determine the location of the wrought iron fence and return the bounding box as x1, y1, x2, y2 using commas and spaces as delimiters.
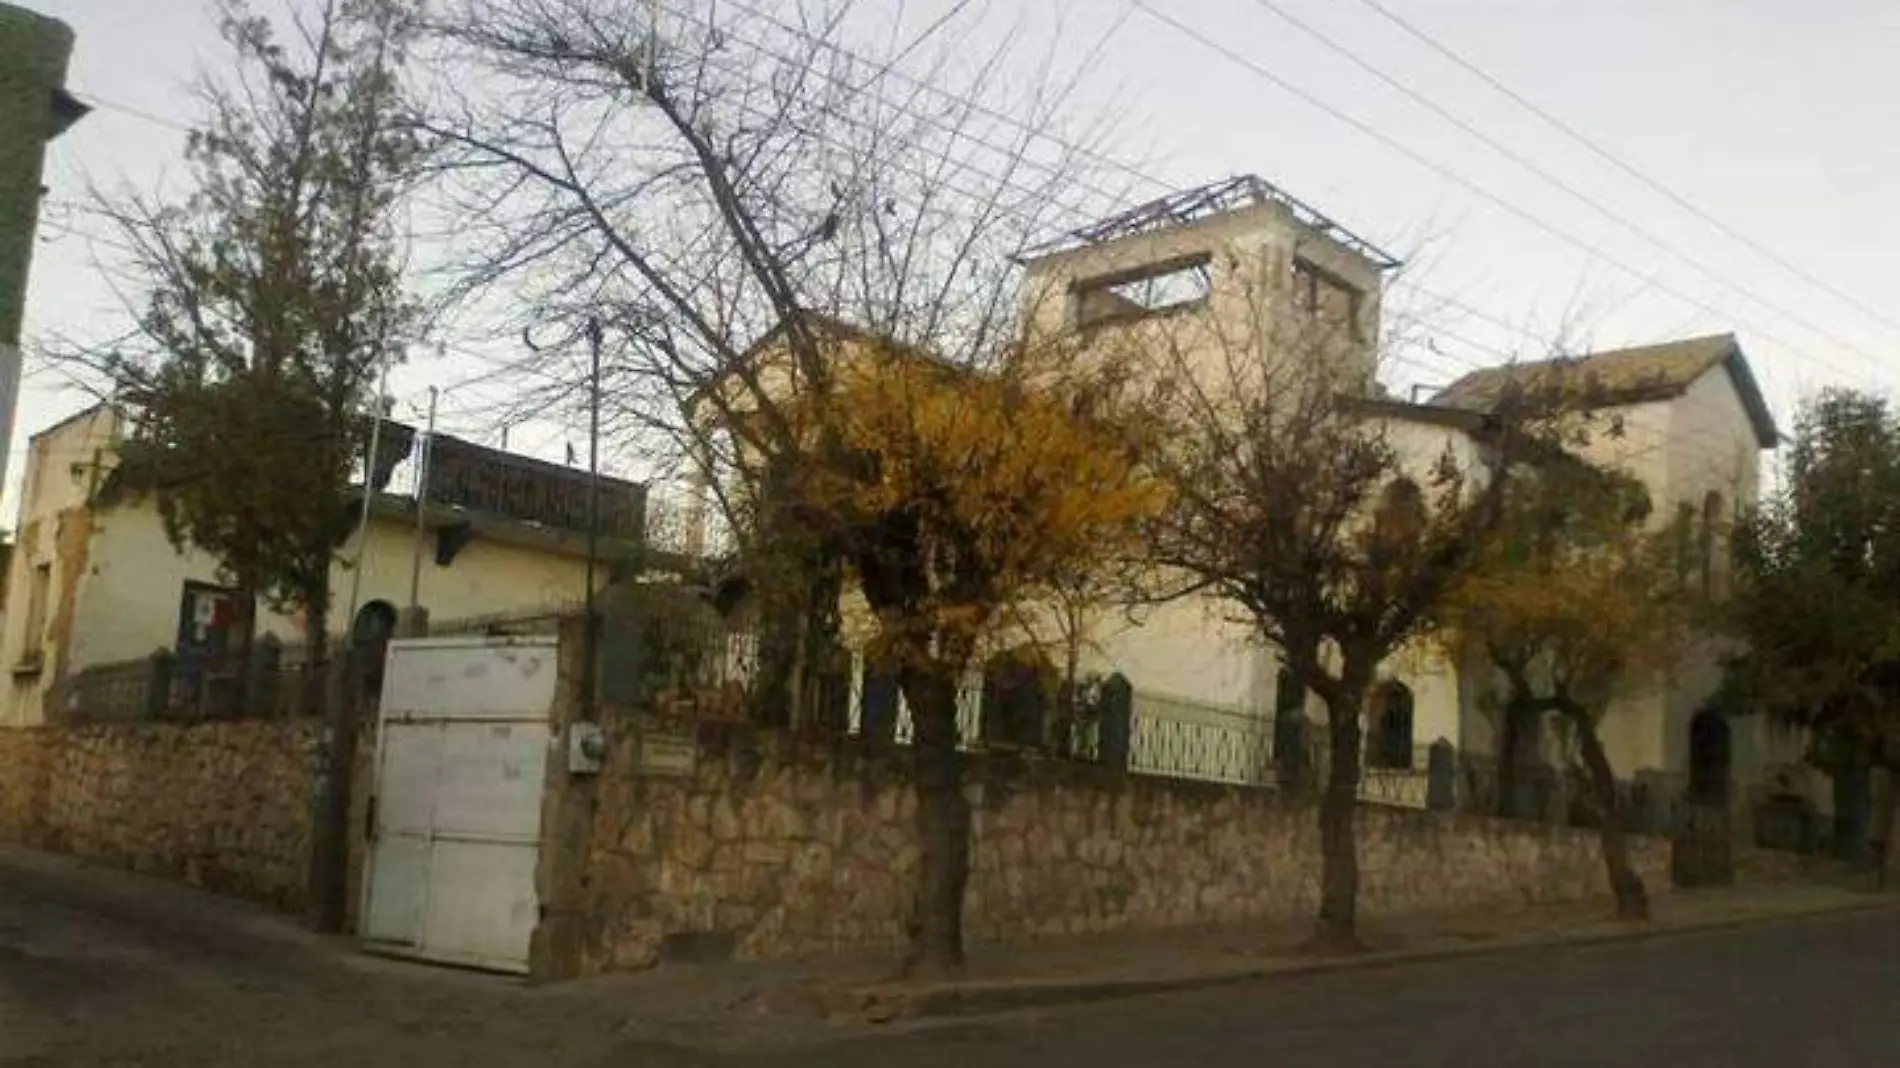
1126, 691, 1272, 786
52, 640, 379, 724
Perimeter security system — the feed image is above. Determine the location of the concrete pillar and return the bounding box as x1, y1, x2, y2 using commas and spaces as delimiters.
0, 3, 85, 482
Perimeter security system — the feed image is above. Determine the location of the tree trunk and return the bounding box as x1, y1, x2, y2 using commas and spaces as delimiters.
1871, 766, 1896, 889
1573, 710, 1649, 921
307, 595, 358, 934
233, 587, 259, 710
1496, 700, 1523, 819
898, 657, 971, 978
1310, 681, 1368, 954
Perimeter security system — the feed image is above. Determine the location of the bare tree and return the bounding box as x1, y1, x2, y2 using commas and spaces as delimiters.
418, 0, 1136, 974
1137, 293, 1559, 952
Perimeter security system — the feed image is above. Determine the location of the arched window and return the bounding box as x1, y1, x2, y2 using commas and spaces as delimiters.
1370, 681, 1415, 770
1374, 477, 1426, 548
350, 600, 398, 697
1273, 666, 1307, 767
1687, 709, 1731, 803
980, 647, 1054, 748
350, 600, 397, 647
1700, 490, 1725, 594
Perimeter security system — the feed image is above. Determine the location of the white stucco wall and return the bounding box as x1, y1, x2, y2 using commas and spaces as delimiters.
1461, 362, 1769, 794
63, 498, 597, 675
1018, 201, 1385, 397
0, 406, 120, 726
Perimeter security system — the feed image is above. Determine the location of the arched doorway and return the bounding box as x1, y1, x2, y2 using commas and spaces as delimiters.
350, 600, 398, 698
1687, 708, 1732, 803
980, 647, 1055, 749
1370, 681, 1415, 770
1273, 667, 1307, 768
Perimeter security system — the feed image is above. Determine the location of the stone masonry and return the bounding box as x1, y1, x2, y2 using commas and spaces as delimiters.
560, 717, 1671, 976
0, 721, 370, 915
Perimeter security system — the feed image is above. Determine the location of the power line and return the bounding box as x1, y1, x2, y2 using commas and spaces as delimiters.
83, 94, 194, 134
704, 0, 1880, 401
1239, 0, 1894, 371
1123, 0, 1878, 393
44, 3, 1778, 472
1346, 0, 1900, 341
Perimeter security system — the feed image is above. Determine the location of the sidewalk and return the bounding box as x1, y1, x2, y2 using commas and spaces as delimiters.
6, 839, 1892, 1058
800, 880, 1896, 1024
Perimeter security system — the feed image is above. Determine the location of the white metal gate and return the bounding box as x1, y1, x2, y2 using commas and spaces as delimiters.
360, 636, 557, 974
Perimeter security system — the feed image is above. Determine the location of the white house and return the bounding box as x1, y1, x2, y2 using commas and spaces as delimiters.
0, 404, 649, 726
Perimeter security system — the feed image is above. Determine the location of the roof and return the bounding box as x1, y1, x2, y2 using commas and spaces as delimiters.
26, 401, 115, 444
688, 312, 973, 415
1430, 333, 1779, 449
1018, 174, 1401, 270
1342, 396, 1491, 433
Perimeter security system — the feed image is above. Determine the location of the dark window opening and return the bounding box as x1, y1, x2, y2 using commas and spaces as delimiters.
1371, 682, 1415, 770
1072, 253, 1213, 328
1700, 490, 1725, 594
1293, 257, 1365, 341
1273, 666, 1307, 766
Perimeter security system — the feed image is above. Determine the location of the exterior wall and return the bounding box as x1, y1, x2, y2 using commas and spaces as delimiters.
0, 719, 372, 916
1018, 202, 1383, 397
553, 718, 1670, 974
0, 401, 600, 726
1087, 595, 1263, 711
1, 407, 119, 726
69, 501, 594, 670
1455, 366, 1770, 798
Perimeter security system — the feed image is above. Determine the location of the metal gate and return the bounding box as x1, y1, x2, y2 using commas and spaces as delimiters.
359, 636, 557, 974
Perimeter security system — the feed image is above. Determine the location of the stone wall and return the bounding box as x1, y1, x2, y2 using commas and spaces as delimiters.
561, 719, 1671, 975
0, 728, 50, 843
0, 720, 369, 916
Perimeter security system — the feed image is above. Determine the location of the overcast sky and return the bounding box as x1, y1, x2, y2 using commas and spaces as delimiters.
10, 0, 1899, 518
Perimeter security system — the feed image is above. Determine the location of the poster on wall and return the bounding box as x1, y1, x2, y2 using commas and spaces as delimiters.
175, 580, 244, 669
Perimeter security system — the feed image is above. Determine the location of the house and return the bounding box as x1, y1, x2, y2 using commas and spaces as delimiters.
1430, 335, 1792, 814
0, 403, 651, 726
685, 174, 1787, 816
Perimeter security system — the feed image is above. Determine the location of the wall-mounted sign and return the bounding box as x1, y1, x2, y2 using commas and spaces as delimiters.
423, 433, 646, 541
636, 732, 698, 777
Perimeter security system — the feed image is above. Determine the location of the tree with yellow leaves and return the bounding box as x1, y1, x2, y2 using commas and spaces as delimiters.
426, 0, 1144, 974
773, 331, 1159, 968
1441, 457, 1697, 920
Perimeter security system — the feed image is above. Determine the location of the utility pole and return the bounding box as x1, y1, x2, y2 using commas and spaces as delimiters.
404, 385, 437, 633
582, 318, 603, 719
343, 359, 390, 632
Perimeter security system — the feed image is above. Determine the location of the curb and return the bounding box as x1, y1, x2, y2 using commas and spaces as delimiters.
837, 894, 1900, 1023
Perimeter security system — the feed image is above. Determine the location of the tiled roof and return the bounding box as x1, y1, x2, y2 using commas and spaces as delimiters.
1430, 333, 1778, 448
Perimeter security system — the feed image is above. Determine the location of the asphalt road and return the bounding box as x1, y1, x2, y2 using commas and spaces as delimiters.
4, 843, 1897, 1067
765, 907, 1900, 1068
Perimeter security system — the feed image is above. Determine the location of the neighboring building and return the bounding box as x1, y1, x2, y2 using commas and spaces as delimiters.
0, 3, 87, 489
1431, 335, 1790, 810
1, 404, 648, 726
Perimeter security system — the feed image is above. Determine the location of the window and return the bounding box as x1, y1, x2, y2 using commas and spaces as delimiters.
1293, 257, 1365, 341
1071, 253, 1212, 328
1374, 478, 1426, 549
18, 563, 51, 670
1370, 682, 1415, 770
1700, 491, 1725, 594
1273, 667, 1307, 767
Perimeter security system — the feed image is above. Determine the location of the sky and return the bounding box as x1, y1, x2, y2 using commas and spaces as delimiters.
9, 0, 1900, 521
